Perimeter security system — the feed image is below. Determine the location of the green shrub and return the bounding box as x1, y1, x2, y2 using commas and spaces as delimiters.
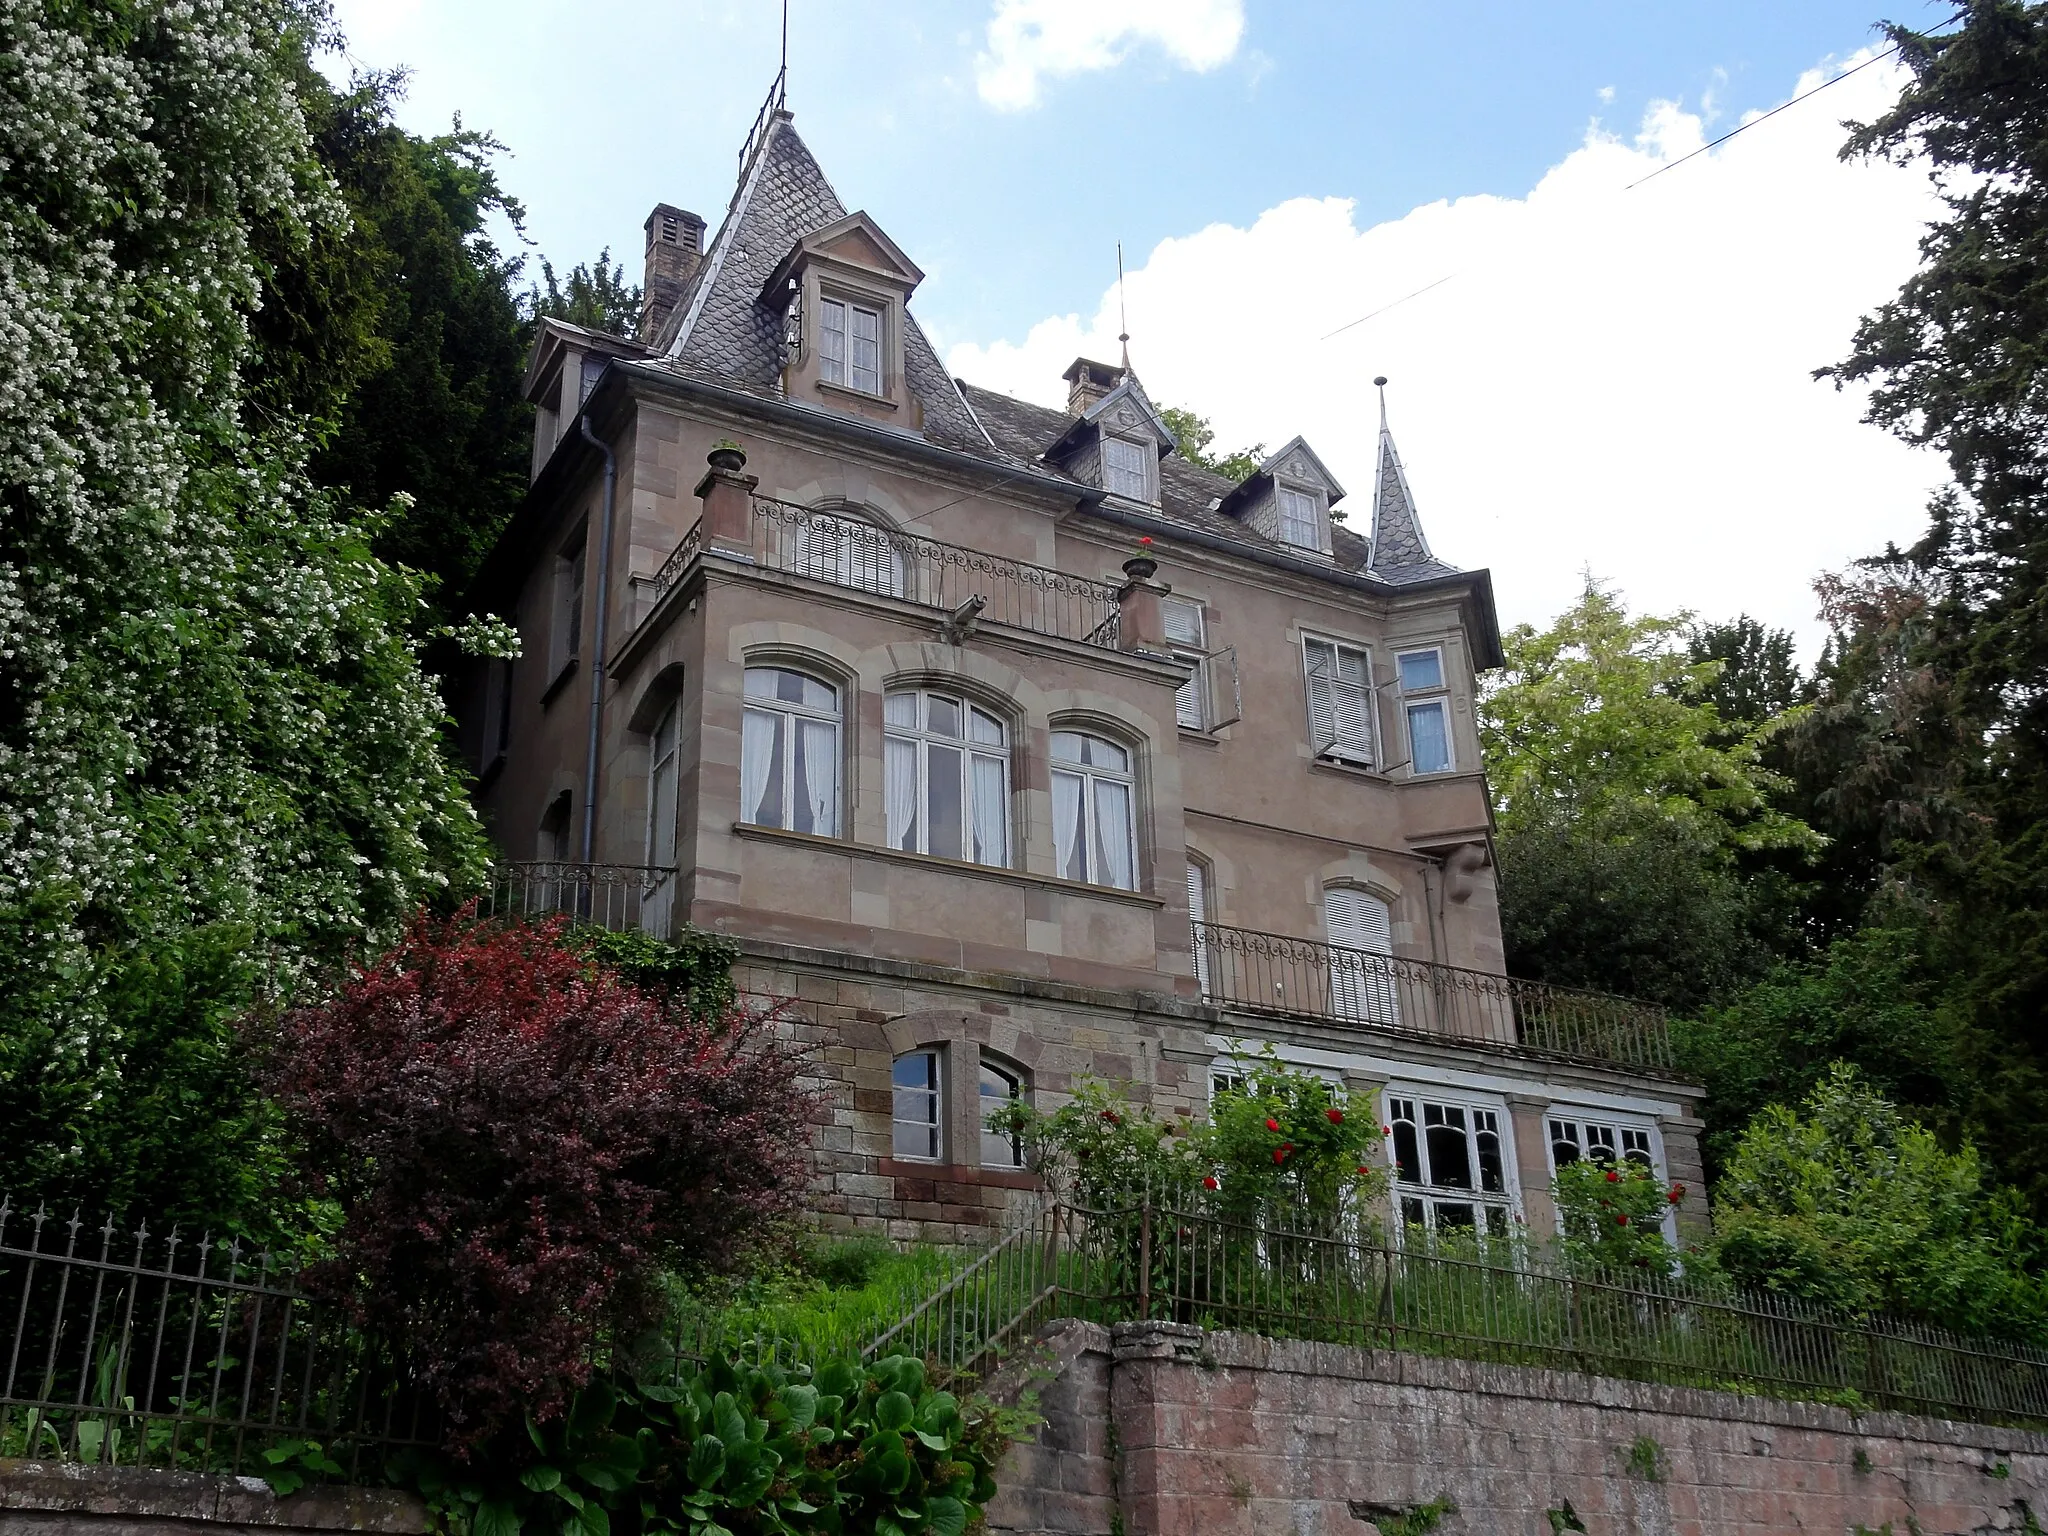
398, 1353, 1010, 1536
1552, 1158, 1683, 1276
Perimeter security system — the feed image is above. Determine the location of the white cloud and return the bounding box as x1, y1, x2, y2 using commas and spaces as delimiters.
975, 0, 1245, 111
947, 52, 1947, 651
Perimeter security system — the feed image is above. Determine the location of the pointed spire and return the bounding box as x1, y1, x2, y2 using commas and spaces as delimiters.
1367, 376, 1440, 574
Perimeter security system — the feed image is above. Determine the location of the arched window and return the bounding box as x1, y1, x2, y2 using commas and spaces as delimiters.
892, 1049, 942, 1162
741, 667, 840, 837
1324, 886, 1397, 1025
1051, 731, 1136, 890
979, 1057, 1026, 1170
884, 689, 1008, 866
796, 508, 904, 597
644, 699, 680, 869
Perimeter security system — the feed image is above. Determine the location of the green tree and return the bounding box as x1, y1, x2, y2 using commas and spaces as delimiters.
264, 70, 534, 615
0, 0, 488, 1234
1823, 1, 2048, 1213
1482, 585, 1820, 1006
1675, 921, 1962, 1180
1160, 404, 1264, 482
1708, 1066, 2048, 1341
1483, 583, 1817, 856
529, 247, 642, 336
1687, 616, 1809, 738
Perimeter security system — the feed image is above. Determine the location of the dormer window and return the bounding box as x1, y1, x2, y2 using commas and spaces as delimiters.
819, 296, 881, 395
1103, 435, 1152, 501
1277, 485, 1323, 550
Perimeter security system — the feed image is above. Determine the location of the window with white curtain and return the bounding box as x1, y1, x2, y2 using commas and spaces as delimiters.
1102, 435, 1152, 501
892, 1050, 942, 1161
979, 1058, 1025, 1169
1324, 886, 1397, 1025
1303, 635, 1374, 765
1162, 597, 1206, 730
1051, 731, 1138, 890
645, 699, 680, 868
740, 667, 840, 837
884, 690, 1009, 866
819, 296, 881, 395
1276, 485, 1324, 550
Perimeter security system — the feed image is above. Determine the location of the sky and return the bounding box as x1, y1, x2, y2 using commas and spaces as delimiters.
323, 0, 1959, 652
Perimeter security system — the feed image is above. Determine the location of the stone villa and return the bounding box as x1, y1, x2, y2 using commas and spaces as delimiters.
458, 90, 1706, 1245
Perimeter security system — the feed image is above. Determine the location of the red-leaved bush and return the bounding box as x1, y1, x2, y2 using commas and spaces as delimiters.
262, 910, 813, 1446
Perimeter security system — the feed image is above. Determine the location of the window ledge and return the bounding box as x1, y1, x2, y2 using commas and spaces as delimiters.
879, 1159, 1041, 1190
817, 379, 898, 411
1309, 753, 1381, 781
540, 658, 578, 709
731, 821, 1164, 908
1177, 726, 1224, 746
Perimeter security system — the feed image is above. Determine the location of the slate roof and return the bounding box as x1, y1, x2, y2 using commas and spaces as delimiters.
1366, 403, 1460, 584
633, 108, 1465, 593
655, 113, 989, 454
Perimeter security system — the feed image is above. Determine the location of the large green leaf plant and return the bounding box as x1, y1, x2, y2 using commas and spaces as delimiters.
399, 1354, 1007, 1536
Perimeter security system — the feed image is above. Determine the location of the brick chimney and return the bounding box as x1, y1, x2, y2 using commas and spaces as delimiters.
1062, 356, 1123, 418
639, 203, 706, 342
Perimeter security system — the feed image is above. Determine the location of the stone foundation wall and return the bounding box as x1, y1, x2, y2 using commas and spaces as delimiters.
0, 1462, 425, 1536
987, 1321, 2048, 1536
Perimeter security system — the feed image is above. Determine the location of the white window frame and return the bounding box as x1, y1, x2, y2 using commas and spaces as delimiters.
892, 1049, 943, 1162
740, 666, 842, 838
884, 689, 1010, 867
1162, 597, 1207, 730
1302, 635, 1375, 766
645, 698, 681, 868
1275, 483, 1325, 551
978, 1057, 1026, 1170
1101, 434, 1153, 502
819, 294, 883, 395
1547, 1108, 1677, 1243
1397, 646, 1455, 775
1050, 731, 1139, 890
1383, 1085, 1521, 1240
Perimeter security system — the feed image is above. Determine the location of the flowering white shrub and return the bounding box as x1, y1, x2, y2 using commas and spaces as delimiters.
0, 0, 488, 1174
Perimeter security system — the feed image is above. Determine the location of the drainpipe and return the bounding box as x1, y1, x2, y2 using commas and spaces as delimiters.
577, 412, 619, 865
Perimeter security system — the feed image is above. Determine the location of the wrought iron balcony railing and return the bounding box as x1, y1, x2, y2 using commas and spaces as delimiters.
1193, 920, 1674, 1072
480, 861, 676, 937
647, 496, 1122, 650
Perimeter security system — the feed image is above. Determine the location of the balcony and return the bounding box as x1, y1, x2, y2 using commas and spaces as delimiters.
1193, 920, 1674, 1072
646, 495, 1122, 650
481, 861, 677, 937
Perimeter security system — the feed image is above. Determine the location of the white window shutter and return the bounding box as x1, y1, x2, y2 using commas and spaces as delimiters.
1187, 859, 1211, 995
1175, 670, 1204, 731
1324, 887, 1397, 1026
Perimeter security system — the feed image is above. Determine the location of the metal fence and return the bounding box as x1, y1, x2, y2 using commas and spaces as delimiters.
697, 497, 1123, 650
863, 1194, 2048, 1427
1194, 920, 1674, 1071
480, 861, 675, 937
0, 1201, 435, 1476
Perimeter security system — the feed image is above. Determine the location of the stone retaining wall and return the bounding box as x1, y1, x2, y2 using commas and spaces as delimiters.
0, 1462, 425, 1536
987, 1321, 2048, 1536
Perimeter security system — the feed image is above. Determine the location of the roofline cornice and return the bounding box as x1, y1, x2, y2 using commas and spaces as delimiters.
1081, 499, 1505, 669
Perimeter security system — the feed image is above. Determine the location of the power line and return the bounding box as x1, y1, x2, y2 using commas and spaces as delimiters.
1319, 273, 1458, 341
1624, 44, 1902, 191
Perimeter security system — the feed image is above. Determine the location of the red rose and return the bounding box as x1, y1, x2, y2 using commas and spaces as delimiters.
1604, 1170, 1619, 1183
1616, 1214, 1629, 1226
1138, 536, 1153, 546
1356, 1165, 1371, 1176
1668, 1190, 1682, 1204
1203, 1175, 1219, 1190
1382, 1125, 1392, 1135
1273, 1145, 1293, 1164
1326, 1108, 1344, 1124
1265, 1118, 1281, 1132
1101, 1109, 1121, 1125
